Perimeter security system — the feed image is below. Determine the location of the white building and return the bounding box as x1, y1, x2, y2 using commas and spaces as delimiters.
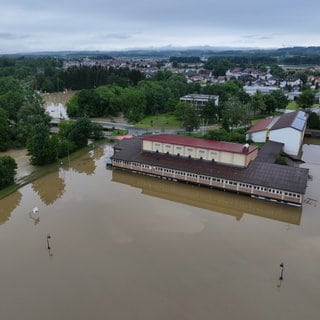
246, 111, 308, 156
243, 85, 279, 96
180, 94, 219, 108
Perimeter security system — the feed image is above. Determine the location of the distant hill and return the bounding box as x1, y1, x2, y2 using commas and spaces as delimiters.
4, 46, 320, 64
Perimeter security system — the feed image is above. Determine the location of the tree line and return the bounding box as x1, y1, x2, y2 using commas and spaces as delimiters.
0, 73, 104, 190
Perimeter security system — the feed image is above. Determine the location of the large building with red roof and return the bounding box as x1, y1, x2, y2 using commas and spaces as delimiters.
141, 134, 258, 168
111, 134, 309, 206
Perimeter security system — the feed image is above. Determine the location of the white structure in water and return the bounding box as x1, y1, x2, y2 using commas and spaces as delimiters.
45, 103, 69, 124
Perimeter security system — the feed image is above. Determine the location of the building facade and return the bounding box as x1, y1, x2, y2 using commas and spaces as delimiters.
180, 94, 219, 108
111, 135, 309, 206
246, 111, 308, 156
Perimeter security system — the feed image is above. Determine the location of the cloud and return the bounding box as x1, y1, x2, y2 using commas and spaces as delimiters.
0, 32, 29, 40
0, 0, 320, 53
101, 33, 133, 40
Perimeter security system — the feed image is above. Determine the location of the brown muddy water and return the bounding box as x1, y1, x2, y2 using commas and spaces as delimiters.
0, 141, 320, 320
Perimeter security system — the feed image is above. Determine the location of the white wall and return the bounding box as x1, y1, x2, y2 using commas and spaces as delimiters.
269, 128, 302, 156
246, 130, 267, 143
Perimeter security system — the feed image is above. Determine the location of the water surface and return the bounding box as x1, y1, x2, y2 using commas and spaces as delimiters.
0, 143, 319, 320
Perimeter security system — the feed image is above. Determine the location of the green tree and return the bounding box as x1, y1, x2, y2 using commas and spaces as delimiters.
250, 90, 266, 114
270, 65, 286, 78
174, 101, 188, 120
181, 105, 200, 132
27, 123, 58, 165
307, 112, 320, 129
122, 88, 146, 123
77, 89, 103, 117
0, 77, 24, 122
200, 100, 218, 126
297, 89, 315, 109
0, 108, 10, 151
0, 156, 17, 189
14, 90, 50, 147
66, 94, 79, 117
222, 97, 250, 130
66, 117, 103, 149
263, 90, 288, 114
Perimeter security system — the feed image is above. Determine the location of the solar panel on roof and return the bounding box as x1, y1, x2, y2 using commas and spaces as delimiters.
292, 117, 306, 131
297, 111, 306, 120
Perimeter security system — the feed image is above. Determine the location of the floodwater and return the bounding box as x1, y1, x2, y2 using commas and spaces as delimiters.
0, 142, 320, 320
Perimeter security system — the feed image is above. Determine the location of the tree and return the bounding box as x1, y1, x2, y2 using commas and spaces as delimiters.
297, 89, 315, 109
0, 77, 24, 122
122, 88, 146, 123
174, 101, 188, 120
263, 90, 288, 114
181, 105, 200, 133
307, 112, 320, 129
0, 156, 17, 189
27, 123, 58, 165
77, 89, 103, 117
222, 97, 250, 130
66, 94, 80, 117
66, 117, 103, 149
14, 90, 50, 147
0, 108, 10, 151
200, 100, 218, 126
250, 90, 266, 114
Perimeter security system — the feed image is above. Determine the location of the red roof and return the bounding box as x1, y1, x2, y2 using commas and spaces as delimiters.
246, 117, 275, 134
142, 134, 258, 155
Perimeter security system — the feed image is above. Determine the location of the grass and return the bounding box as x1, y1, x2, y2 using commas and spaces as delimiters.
135, 114, 181, 129
286, 101, 298, 110
111, 129, 128, 136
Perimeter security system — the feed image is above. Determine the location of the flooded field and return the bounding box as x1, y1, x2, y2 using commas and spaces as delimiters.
0, 142, 320, 320
41, 91, 76, 106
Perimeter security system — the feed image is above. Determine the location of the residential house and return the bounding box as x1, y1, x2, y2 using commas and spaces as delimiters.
246, 111, 308, 156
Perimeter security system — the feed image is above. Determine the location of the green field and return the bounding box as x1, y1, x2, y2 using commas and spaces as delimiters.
135, 114, 181, 129
286, 101, 298, 110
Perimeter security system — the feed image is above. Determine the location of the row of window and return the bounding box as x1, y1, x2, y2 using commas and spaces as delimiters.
113, 160, 301, 199
150, 143, 220, 156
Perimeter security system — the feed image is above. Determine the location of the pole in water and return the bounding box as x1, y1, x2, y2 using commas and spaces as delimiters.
279, 263, 284, 281
47, 234, 51, 250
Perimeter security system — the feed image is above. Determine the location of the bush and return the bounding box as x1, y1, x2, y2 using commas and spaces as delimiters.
0, 156, 17, 189
204, 128, 246, 143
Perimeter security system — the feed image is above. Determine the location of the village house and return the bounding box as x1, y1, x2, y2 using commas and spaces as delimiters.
246, 110, 308, 156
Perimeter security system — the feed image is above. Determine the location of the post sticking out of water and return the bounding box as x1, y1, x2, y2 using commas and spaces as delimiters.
279, 263, 284, 281
47, 234, 51, 250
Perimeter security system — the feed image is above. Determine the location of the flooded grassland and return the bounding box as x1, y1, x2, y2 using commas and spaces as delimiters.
0, 142, 319, 320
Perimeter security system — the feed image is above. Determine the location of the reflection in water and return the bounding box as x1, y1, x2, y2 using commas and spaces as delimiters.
69, 152, 96, 175
112, 169, 302, 225
32, 170, 65, 205
91, 145, 105, 161
0, 191, 22, 225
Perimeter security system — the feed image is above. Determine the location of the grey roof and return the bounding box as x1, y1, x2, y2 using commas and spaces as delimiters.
112, 137, 309, 194
271, 111, 307, 132
255, 140, 284, 163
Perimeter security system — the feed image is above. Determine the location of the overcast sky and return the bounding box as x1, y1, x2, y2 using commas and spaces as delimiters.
1, 0, 320, 54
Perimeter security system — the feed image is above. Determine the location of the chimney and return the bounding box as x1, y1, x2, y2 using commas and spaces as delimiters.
242, 143, 250, 153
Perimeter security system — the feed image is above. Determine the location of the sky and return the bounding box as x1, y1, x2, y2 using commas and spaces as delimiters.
1, 0, 320, 54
